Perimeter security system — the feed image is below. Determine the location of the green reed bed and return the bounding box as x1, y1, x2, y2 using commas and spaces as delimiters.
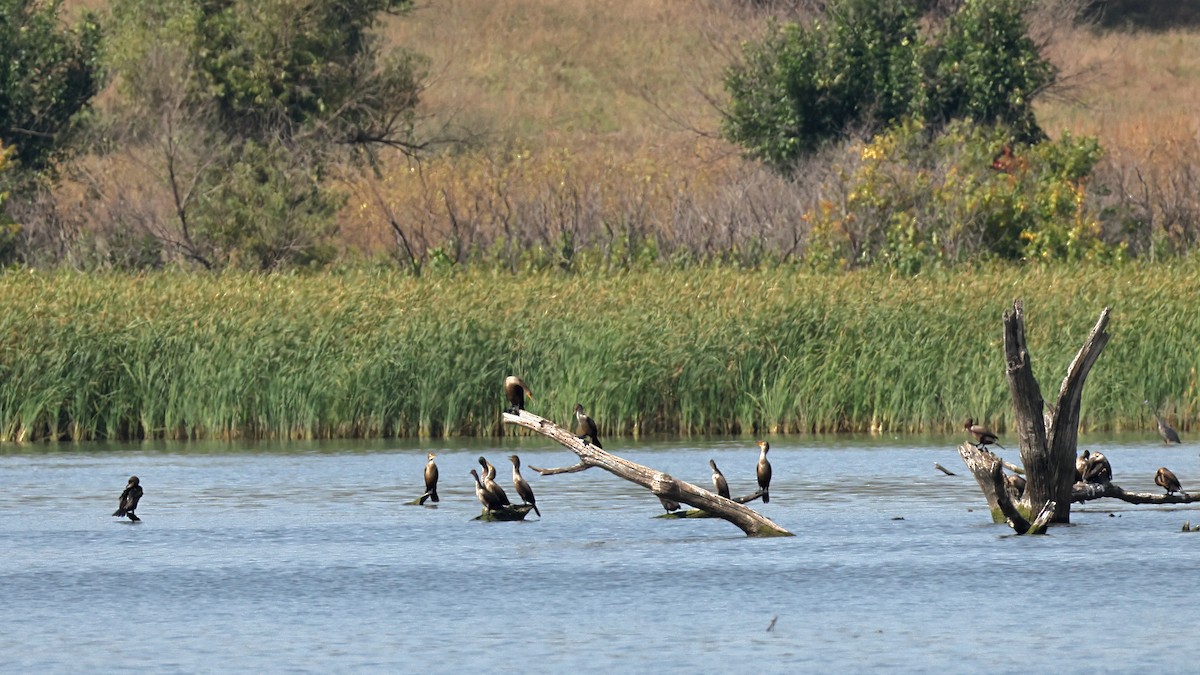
0, 264, 1197, 441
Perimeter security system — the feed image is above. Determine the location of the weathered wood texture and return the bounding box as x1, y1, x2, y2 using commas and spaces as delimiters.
1003, 301, 1110, 523
957, 443, 1050, 534
502, 409, 792, 537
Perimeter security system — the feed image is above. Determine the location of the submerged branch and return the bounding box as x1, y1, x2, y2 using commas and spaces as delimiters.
1072, 482, 1200, 505
528, 462, 592, 475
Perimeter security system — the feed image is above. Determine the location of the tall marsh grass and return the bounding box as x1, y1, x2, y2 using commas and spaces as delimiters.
1, 265, 1197, 441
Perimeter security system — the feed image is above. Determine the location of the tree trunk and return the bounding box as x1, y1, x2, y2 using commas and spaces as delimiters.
502, 409, 792, 537
1002, 301, 1110, 524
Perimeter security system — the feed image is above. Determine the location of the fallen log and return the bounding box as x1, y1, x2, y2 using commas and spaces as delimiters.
1072, 482, 1200, 505
473, 504, 534, 522
502, 409, 792, 537
655, 489, 768, 519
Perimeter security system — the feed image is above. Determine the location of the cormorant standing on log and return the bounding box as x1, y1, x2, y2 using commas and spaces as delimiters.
471, 469, 502, 512
478, 456, 497, 481
1075, 450, 1091, 483
756, 441, 772, 503
574, 404, 602, 448
709, 459, 730, 499
504, 376, 533, 415
1083, 451, 1112, 483
964, 418, 1003, 451
419, 452, 439, 504
479, 459, 511, 506
112, 476, 143, 522
509, 455, 540, 517
1155, 467, 1183, 495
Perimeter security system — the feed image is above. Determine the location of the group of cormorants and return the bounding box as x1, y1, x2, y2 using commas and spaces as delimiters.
963, 415, 1187, 497
705, 440, 772, 504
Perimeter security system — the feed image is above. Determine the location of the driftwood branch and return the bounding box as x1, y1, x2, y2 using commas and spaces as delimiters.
502, 409, 792, 537
1072, 482, 1199, 505
528, 462, 591, 475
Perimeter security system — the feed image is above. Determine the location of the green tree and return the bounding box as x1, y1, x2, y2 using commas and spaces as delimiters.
0, 0, 102, 172
924, 0, 1056, 143
722, 0, 1056, 173
103, 0, 427, 270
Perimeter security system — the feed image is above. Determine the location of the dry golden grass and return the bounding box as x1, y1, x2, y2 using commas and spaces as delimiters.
57, 1, 1200, 258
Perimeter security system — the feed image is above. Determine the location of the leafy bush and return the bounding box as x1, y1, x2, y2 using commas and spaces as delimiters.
723, 0, 1055, 173
804, 121, 1111, 272
0, 0, 103, 173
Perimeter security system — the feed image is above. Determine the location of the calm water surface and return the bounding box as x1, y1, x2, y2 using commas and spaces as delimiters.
2, 433, 1198, 673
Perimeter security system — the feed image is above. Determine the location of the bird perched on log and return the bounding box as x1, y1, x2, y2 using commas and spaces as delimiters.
709, 459, 731, 499
964, 418, 1003, 451
574, 403, 602, 448
504, 376, 533, 415
1075, 450, 1091, 483
112, 476, 143, 522
419, 452, 439, 505
1004, 473, 1026, 500
658, 497, 682, 513
471, 469, 503, 513
1144, 401, 1182, 444
478, 456, 497, 481
479, 459, 511, 507
1083, 450, 1112, 484
509, 455, 540, 517
1155, 467, 1183, 495
756, 440, 772, 503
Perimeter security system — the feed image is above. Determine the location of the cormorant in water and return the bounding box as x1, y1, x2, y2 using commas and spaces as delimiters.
709, 459, 730, 499
112, 476, 143, 522
574, 404, 602, 448
420, 452, 439, 504
509, 454, 540, 517
504, 376, 533, 415
1155, 467, 1183, 495
471, 469, 502, 512
964, 418, 1003, 451
1144, 401, 1182, 444
756, 440, 772, 503
1083, 451, 1112, 484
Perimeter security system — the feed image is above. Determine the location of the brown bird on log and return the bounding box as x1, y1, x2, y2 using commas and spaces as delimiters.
112, 476, 143, 522
709, 459, 731, 499
471, 469, 503, 512
508, 455, 540, 517
1075, 450, 1091, 483
1144, 401, 1182, 444
418, 452, 440, 505
479, 459, 511, 506
504, 376, 533, 415
574, 403, 602, 448
756, 440, 772, 503
659, 497, 682, 513
1083, 450, 1112, 484
478, 456, 497, 481
1004, 473, 1026, 499
1155, 467, 1183, 495
964, 418, 1003, 451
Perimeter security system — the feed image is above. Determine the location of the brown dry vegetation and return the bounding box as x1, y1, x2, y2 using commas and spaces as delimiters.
56, 0, 1200, 266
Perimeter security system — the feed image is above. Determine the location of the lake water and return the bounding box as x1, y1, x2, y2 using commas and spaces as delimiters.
2, 433, 1198, 673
